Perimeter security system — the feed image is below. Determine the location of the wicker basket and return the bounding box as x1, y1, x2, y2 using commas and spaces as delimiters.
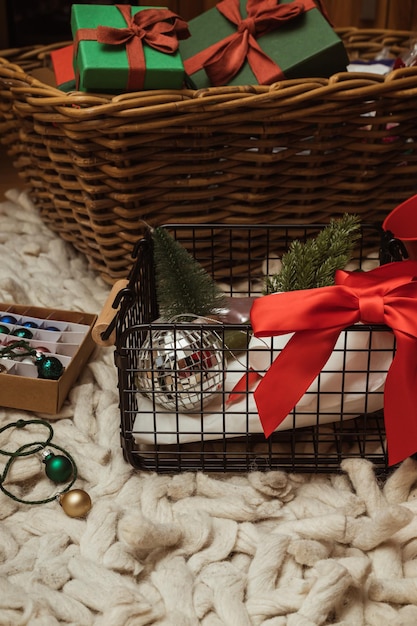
1, 28, 417, 284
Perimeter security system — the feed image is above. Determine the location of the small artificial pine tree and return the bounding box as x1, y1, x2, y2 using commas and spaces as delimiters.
265, 214, 362, 293
151, 226, 226, 319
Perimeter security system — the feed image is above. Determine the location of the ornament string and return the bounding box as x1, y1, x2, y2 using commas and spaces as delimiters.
0, 340, 64, 379
0, 419, 91, 517
0, 441, 77, 505
0, 340, 36, 360
0, 418, 53, 456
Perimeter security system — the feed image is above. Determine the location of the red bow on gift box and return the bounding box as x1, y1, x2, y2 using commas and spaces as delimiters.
74, 4, 190, 91
184, 0, 317, 86
250, 260, 417, 466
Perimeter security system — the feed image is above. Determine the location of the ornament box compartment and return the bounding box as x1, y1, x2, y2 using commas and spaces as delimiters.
0, 304, 97, 414
101, 223, 397, 475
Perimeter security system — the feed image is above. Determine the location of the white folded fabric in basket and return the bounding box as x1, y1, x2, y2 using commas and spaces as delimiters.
133, 325, 395, 445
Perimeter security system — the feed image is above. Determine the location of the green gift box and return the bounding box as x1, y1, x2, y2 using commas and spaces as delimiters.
71, 4, 189, 92
180, 0, 349, 89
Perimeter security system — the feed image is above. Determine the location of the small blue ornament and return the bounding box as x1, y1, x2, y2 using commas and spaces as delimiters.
0, 315, 17, 325
23, 321, 39, 329
44, 326, 60, 332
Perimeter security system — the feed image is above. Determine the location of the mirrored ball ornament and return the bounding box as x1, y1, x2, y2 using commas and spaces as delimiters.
136, 327, 224, 412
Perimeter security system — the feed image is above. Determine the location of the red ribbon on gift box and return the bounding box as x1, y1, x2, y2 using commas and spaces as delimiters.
184, 0, 317, 86
249, 260, 417, 467
74, 4, 190, 91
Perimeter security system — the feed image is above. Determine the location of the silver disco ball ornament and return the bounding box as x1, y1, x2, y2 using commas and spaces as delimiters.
136, 327, 224, 412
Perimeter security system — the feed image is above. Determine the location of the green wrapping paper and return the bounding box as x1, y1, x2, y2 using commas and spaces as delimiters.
71, 4, 189, 92
180, 0, 349, 89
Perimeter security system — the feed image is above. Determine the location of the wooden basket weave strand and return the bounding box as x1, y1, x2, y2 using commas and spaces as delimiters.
1, 28, 417, 283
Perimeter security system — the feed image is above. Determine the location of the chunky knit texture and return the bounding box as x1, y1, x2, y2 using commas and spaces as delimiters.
1, 190, 417, 625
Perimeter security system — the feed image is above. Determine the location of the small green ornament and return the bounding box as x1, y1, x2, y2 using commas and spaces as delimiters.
0, 324, 10, 334
12, 328, 33, 339
42, 451, 73, 483
36, 355, 64, 380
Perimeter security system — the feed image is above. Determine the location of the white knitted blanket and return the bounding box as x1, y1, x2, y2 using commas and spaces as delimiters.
1, 189, 417, 626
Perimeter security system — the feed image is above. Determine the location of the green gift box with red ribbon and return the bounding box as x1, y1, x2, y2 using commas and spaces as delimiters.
180, 0, 349, 89
71, 4, 190, 92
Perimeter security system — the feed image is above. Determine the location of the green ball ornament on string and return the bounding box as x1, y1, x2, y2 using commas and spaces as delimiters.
0, 419, 92, 518
42, 450, 73, 483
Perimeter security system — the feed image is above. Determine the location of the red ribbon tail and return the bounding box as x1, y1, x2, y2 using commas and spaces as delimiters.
96, 25, 132, 46
245, 37, 285, 84
205, 32, 249, 86
184, 34, 237, 79
254, 328, 342, 438
384, 331, 417, 465
227, 368, 261, 405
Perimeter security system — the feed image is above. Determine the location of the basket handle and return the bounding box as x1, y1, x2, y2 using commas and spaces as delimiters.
92, 279, 128, 346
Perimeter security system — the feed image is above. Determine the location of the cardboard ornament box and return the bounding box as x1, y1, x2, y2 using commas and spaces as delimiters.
180, 0, 349, 89
71, 3, 189, 92
0, 305, 97, 414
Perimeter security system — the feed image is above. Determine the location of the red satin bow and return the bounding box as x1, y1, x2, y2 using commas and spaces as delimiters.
250, 260, 417, 466
75, 5, 190, 91
184, 0, 315, 86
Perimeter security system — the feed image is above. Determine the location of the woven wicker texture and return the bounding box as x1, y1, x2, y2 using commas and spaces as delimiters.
1, 29, 417, 283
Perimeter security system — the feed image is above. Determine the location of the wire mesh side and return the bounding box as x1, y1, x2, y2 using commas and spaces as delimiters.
114, 223, 393, 474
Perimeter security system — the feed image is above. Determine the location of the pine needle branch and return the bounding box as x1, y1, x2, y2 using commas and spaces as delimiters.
265, 214, 361, 293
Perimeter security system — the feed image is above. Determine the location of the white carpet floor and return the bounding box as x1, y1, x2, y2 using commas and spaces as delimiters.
1, 189, 417, 626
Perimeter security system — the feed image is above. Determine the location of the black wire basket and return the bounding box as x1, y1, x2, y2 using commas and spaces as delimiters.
103, 223, 399, 475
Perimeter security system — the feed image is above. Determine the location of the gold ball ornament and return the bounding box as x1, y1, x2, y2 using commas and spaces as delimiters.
59, 489, 92, 518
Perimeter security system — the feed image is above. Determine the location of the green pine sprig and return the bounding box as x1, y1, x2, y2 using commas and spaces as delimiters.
265, 214, 361, 293
151, 226, 226, 319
